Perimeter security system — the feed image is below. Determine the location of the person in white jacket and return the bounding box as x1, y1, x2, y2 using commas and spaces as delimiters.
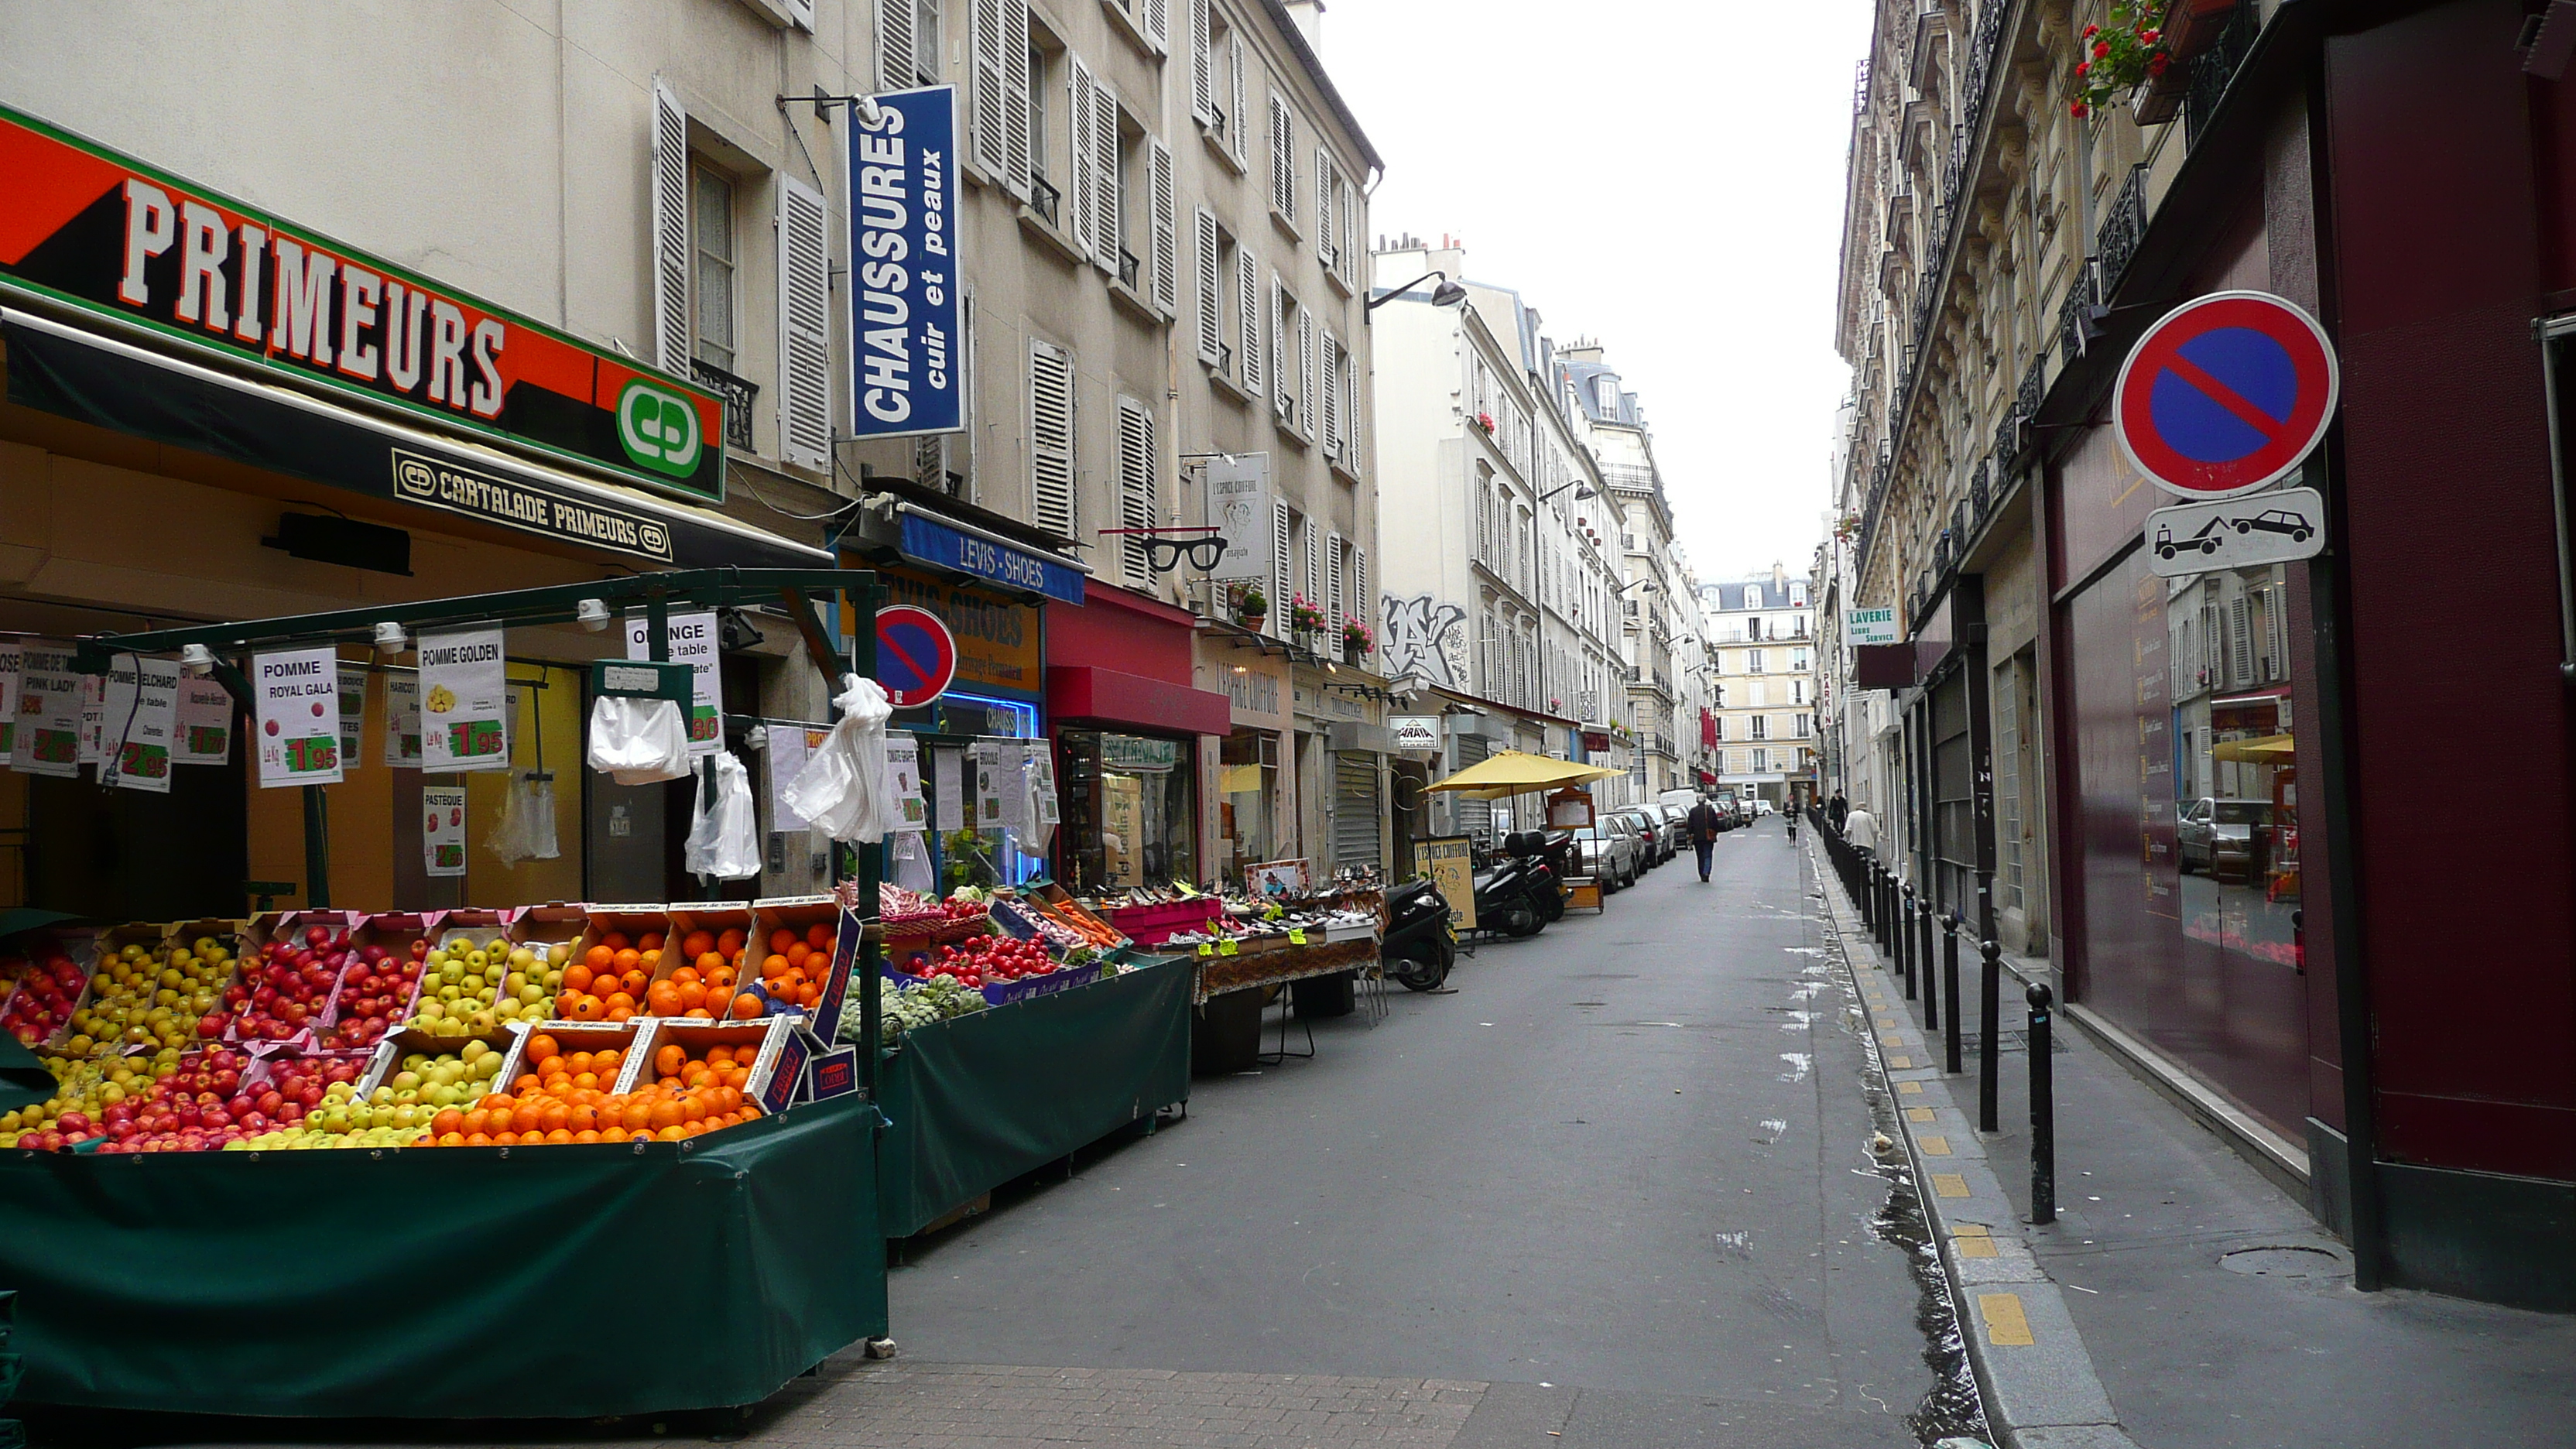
1845, 806, 1879, 860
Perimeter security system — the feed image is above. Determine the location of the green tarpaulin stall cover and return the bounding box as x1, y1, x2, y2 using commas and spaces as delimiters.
0, 1092, 885, 1419
876, 955, 1192, 1238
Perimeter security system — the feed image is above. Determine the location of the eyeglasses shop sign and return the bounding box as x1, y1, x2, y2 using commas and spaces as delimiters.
846, 87, 963, 439
1846, 607, 1899, 646
1389, 716, 1442, 752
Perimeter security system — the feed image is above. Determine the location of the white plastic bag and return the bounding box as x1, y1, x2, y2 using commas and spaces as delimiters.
487, 775, 531, 866
780, 674, 897, 844
684, 751, 762, 881
587, 695, 691, 785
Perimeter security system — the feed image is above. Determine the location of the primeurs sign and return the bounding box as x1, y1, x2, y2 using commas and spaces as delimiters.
0, 104, 724, 502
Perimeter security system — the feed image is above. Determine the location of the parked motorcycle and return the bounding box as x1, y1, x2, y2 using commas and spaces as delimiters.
1470, 838, 1549, 940
1382, 877, 1457, 991
1506, 830, 1571, 923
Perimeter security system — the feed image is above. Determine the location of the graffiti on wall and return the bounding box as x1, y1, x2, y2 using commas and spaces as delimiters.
1380, 595, 1466, 689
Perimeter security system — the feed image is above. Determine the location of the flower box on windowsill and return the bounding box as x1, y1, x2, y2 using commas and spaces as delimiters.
2160, 0, 2239, 61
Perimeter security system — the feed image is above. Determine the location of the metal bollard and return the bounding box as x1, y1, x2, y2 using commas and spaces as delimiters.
1941, 910, 1962, 1074
1874, 866, 1890, 948
1978, 935, 2002, 1133
2028, 980, 2055, 1225
1918, 898, 1937, 1021
1859, 858, 1875, 932
1899, 881, 1918, 999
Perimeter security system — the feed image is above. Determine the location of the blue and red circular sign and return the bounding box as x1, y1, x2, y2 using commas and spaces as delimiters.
2115, 291, 2338, 500
874, 605, 957, 707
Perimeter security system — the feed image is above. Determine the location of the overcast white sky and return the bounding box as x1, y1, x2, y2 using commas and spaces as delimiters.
1321, 0, 1873, 587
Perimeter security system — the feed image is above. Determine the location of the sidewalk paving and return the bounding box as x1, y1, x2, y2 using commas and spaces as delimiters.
1810, 843, 2576, 1449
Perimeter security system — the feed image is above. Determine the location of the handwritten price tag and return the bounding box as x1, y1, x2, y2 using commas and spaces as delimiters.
1219, 939, 1238, 956
1288, 929, 1307, 945
1197, 943, 1214, 957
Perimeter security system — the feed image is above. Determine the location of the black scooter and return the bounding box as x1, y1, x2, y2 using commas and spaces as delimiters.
1506, 830, 1571, 923
1382, 877, 1456, 991
1470, 838, 1549, 939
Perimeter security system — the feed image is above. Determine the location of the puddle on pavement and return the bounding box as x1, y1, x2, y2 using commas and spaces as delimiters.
1824, 929, 1991, 1447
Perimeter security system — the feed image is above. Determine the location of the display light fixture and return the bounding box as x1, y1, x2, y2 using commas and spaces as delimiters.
372, 622, 409, 656
179, 643, 218, 677
575, 598, 611, 632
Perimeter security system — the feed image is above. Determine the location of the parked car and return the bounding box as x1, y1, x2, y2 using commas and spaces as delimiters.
2179, 797, 2272, 879
1572, 821, 1642, 890
1608, 808, 1667, 867
1652, 803, 1692, 855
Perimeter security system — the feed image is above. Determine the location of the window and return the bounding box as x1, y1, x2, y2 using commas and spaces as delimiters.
1752, 748, 1769, 772
1747, 615, 1763, 641
1793, 678, 1807, 705
1238, 245, 1264, 397
1027, 43, 1051, 188
1059, 729, 1195, 892
1748, 649, 1766, 674
1796, 714, 1810, 738
1194, 211, 1231, 367
1790, 581, 1809, 607
875, 0, 944, 91
1791, 649, 1809, 673
1116, 396, 1158, 587
1752, 714, 1769, 739
690, 163, 736, 372
1029, 339, 1076, 537
1744, 586, 1762, 610
1268, 91, 1297, 224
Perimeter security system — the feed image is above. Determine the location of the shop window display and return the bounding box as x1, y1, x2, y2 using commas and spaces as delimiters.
1218, 731, 1275, 883
1059, 730, 1196, 892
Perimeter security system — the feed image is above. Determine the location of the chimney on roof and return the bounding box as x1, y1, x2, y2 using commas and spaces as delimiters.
1282, 0, 1324, 48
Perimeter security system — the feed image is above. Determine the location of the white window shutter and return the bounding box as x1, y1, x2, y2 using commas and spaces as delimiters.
1142, 0, 1170, 54
1149, 139, 1177, 315
1303, 519, 1321, 613
1353, 548, 1368, 634
1227, 33, 1249, 159
1189, 0, 1214, 122
1194, 210, 1223, 365
1002, 0, 1032, 198
1272, 276, 1292, 423
1270, 500, 1293, 638
1238, 248, 1264, 396
1268, 95, 1294, 219
1315, 147, 1332, 255
1118, 396, 1156, 586
1296, 305, 1316, 440
783, 0, 817, 29
1029, 339, 1077, 537
776, 173, 833, 471
1327, 531, 1345, 621
1338, 178, 1357, 284
1319, 328, 1338, 453
875, 0, 917, 93
1067, 57, 1098, 261
969, 0, 1006, 179
1091, 78, 1121, 272
649, 78, 690, 375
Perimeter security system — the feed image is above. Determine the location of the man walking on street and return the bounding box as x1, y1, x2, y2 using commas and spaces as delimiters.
1828, 791, 1848, 834
1845, 803, 1879, 865
1687, 796, 1726, 882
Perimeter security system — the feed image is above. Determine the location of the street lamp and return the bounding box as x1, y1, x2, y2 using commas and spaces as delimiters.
1367, 271, 1468, 312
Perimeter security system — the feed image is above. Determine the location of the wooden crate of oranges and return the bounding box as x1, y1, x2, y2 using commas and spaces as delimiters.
420, 1023, 766, 1146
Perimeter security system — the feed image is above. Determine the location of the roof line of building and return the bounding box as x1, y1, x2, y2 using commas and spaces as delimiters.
1260, 0, 1385, 174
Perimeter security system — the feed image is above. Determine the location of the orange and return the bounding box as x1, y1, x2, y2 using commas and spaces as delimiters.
540, 1101, 570, 1132
769, 928, 796, 954
595, 1048, 622, 1071
606, 1004, 633, 1023
512, 1073, 540, 1092
605, 990, 637, 1015
656, 1124, 687, 1141
678, 980, 708, 1011
786, 943, 811, 968
762, 954, 790, 979
639, 931, 664, 951
619, 968, 649, 996
509, 1103, 544, 1134
461, 1109, 492, 1136
574, 1129, 601, 1144
649, 1097, 686, 1130
671, 964, 701, 987
433, 1108, 466, 1136
729, 992, 762, 1019
602, 931, 632, 951
646, 981, 683, 1016
563, 964, 595, 995
797, 982, 820, 1007
707, 964, 737, 990
706, 1045, 735, 1065
682, 930, 714, 960
526, 1033, 560, 1065
565, 1050, 594, 1074
543, 1128, 574, 1144
684, 1007, 713, 1020
640, 949, 661, 968
612, 947, 641, 974
716, 927, 745, 957
655, 1043, 687, 1079
439, 1132, 465, 1146
571, 1071, 600, 1091
567, 1104, 598, 1132
621, 1099, 655, 1131
695, 951, 724, 975
806, 923, 834, 951
584, 944, 615, 971
568, 995, 603, 1020
464, 1132, 492, 1146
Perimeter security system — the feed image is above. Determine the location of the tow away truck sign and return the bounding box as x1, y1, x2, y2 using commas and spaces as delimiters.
2143, 486, 2325, 579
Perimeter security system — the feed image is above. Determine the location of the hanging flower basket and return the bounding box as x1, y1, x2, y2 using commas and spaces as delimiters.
1237, 585, 1267, 626
1340, 616, 1373, 664
1472, 411, 1495, 436
2065, 2, 2174, 121
1288, 593, 1329, 635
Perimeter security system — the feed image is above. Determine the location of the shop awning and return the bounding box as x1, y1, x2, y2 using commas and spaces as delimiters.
1426, 749, 1623, 800
2212, 733, 2296, 763
2, 309, 829, 570
1046, 666, 1230, 737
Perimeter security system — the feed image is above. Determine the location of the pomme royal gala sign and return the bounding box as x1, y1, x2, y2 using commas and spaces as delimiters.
0, 104, 725, 502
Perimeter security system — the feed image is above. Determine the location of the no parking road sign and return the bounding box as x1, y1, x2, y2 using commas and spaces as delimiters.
875, 605, 957, 708
2115, 291, 2338, 500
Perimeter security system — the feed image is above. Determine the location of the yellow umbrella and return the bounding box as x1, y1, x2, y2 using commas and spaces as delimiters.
2211, 733, 2295, 763
1425, 749, 1624, 800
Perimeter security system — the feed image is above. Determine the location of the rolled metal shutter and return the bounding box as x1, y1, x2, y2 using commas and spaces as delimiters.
1332, 753, 1381, 872
1452, 735, 1492, 839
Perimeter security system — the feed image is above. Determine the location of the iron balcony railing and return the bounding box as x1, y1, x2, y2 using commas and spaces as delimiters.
1118, 249, 1142, 292
1029, 174, 1062, 228
2097, 163, 2151, 296
2184, 2, 2262, 149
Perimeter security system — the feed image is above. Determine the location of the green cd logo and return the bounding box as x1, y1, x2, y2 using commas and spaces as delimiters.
617, 379, 704, 478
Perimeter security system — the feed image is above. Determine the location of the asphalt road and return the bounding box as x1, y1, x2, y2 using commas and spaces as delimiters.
891, 820, 1954, 1447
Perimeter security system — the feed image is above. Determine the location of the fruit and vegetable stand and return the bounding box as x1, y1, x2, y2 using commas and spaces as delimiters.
0, 1090, 883, 1418
0, 570, 904, 1416
872, 951, 1193, 1238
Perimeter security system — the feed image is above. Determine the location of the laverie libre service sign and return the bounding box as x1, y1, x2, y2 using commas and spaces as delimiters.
846, 87, 964, 439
